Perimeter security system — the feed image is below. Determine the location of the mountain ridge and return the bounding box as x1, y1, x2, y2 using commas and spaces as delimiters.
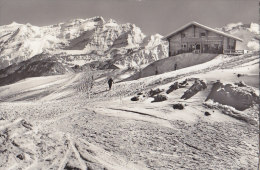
0, 16, 168, 70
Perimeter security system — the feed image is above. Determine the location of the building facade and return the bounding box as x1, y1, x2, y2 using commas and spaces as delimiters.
163, 22, 243, 56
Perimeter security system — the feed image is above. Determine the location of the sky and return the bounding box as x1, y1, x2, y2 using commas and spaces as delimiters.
0, 0, 258, 35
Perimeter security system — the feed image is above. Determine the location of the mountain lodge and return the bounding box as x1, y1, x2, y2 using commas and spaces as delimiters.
163, 21, 243, 56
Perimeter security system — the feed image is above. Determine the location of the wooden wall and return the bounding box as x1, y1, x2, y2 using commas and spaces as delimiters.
167, 25, 237, 56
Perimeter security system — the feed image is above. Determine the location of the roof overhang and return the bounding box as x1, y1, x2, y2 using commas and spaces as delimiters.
162, 21, 243, 42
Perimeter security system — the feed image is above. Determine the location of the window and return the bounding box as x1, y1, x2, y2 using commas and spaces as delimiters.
181, 33, 185, 38
200, 33, 206, 37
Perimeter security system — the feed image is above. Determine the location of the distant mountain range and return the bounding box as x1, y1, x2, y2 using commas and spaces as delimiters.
0, 17, 259, 86
217, 22, 259, 51
0, 16, 167, 70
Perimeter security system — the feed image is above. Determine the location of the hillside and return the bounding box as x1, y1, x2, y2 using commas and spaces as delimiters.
0, 53, 74, 86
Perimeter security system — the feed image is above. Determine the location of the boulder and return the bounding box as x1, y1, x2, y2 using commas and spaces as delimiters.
179, 79, 189, 87
172, 103, 184, 110
16, 153, 25, 160
131, 96, 139, 101
235, 81, 246, 87
206, 81, 259, 111
166, 82, 179, 94
152, 94, 167, 103
149, 88, 164, 97
181, 80, 207, 100
237, 73, 243, 77
137, 92, 143, 95
204, 111, 211, 116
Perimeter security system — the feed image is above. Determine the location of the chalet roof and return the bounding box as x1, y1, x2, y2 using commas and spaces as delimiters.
162, 21, 243, 42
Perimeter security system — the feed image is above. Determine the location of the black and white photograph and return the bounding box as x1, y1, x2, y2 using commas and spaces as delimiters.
0, 0, 259, 169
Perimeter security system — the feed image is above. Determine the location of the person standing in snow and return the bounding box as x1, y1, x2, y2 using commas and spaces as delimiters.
174, 63, 178, 70
89, 75, 94, 90
108, 78, 114, 90
155, 67, 159, 75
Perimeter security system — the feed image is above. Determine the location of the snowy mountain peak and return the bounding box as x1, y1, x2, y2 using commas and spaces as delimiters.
85, 16, 105, 25
9, 21, 21, 26
0, 17, 168, 69
220, 22, 259, 51
222, 22, 244, 32
107, 19, 117, 24
248, 22, 259, 34
26, 23, 32, 27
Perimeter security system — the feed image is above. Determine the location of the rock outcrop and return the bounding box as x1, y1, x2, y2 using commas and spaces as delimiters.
181, 80, 207, 100
205, 81, 259, 111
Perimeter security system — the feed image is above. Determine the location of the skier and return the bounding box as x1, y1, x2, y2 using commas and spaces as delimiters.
108, 78, 114, 90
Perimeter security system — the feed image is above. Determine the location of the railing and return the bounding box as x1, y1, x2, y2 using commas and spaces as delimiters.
171, 49, 245, 56
224, 50, 244, 55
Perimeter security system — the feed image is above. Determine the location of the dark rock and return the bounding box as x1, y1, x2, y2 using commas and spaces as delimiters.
235, 81, 246, 87
166, 82, 179, 94
204, 111, 211, 116
73, 64, 80, 69
131, 96, 139, 101
16, 153, 25, 160
149, 88, 164, 97
237, 74, 242, 77
64, 163, 82, 170
179, 79, 189, 88
205, 81, 223, 101
181, 80, 207, 100
152, 94, 167, 103
21, 120, 33, 130
137, 92, 143, 95
87, 166, 94, 170
173, 103, 184, 110
180, 79, 187, 85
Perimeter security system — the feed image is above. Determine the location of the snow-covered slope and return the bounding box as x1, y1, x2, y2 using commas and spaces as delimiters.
0, 52, 258, 169
0, 17, 168, 69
